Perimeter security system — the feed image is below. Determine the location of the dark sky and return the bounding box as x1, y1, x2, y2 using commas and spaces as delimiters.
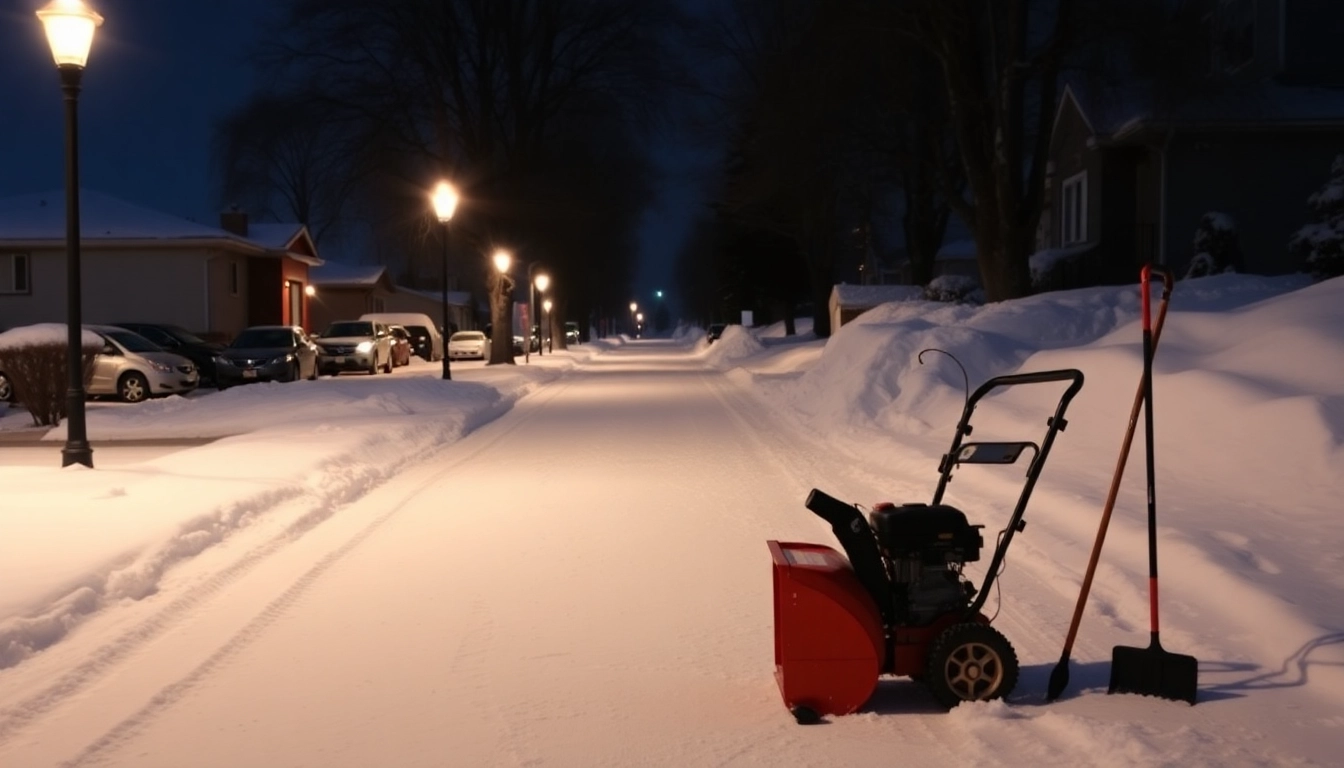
0, 0, 713, 309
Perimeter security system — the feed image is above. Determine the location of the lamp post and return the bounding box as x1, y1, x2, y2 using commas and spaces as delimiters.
534, 272, 549, 359
491, 249, 513, 364
636, 311, 644, 338
543, 298, 553, 352
431, 180, 459, 380
525, 264, 549, 363
629, 302, 638, 336
38, 0, 102, 469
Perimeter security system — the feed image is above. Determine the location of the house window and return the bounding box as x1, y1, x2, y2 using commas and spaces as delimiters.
229, 261, 240, 296
1213, 0, 1255, 73
1, 253, 31, 294
1060, 172, 1088, 246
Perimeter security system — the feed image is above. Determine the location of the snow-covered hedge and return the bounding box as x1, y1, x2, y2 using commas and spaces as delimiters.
1186, 211, 1242, 279
0, 324, 102, 427
1289, 154, 1344, 281
922, 275, 983, 304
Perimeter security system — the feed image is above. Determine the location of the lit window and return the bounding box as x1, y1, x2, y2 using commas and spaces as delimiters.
1061, 172, 1088, 246
1, 253, 31, 294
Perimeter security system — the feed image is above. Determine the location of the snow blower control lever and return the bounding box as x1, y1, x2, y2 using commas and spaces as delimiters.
768, 367, 1084, 721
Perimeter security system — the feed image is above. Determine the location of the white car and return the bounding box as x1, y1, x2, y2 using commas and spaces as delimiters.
447, 331, 487, 360
314, 320, 394, 375
86, 325, 199, 403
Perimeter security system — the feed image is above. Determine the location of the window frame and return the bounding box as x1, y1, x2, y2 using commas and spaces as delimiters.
229, 261, 240, 296
1, 252, 32, 295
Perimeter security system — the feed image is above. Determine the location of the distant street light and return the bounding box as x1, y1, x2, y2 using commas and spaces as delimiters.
542, 298, 553, 352
431, 180, 459, 380
526, 265, 549, 363
636, 311, 644, 338
491, 249, 514, 364
38, 0, 103, 469
629, 302, 638, 336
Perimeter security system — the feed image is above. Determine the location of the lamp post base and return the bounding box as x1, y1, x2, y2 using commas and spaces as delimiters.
62, 442, 93, 468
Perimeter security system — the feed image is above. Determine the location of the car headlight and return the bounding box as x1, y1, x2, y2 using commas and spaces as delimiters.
270, 354, 295, 365
149, 360, 173, 373
215, 356, 233, 368
356, 341, 373, 353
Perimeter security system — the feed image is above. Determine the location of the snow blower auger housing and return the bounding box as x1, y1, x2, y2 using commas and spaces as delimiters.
768, 368, 1084, 722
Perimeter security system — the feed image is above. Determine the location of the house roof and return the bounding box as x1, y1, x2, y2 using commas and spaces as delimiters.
829, 284, 923, 310
310, 262, 389, 288
0, 190, 321, 265
1064, 77, 1344, 140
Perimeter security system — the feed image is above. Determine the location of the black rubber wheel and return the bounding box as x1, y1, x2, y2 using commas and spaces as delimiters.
307, 361, 318, 381
924, 623, 1019, 709
383, 354, 393, 374
118, 372, 151, 403
0, 371, 12, 403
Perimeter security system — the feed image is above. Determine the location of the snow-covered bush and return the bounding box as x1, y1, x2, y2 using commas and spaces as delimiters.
922, 275, 983, 304
1185, 211, 1242, 279
1289, 154, 1344, 281
0, 325, 100, 427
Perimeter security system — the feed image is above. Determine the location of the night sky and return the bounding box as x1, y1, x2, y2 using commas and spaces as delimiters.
0, 0, 710, 305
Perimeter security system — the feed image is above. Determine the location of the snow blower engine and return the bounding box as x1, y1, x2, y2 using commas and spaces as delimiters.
767, 368, 1084, 722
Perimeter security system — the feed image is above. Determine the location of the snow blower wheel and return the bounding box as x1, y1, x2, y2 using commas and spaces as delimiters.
926, 623, 1019, 709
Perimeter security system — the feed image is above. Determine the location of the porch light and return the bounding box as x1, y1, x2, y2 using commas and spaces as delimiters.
304, 285, 316, 297
37, 0, 102, 68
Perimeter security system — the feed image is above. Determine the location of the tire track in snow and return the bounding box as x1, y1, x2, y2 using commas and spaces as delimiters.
0, 380, 571, 754
49, 378, 577, 766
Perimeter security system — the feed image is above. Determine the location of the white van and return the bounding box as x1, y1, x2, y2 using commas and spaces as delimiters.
359, 312, 443, 362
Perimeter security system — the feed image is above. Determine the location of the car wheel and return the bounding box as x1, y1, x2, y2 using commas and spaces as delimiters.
307, 361, 318, 381
383, 354, 393, 374
0, 371, 12, 403
118, 372, 150, 403
286, 362, 300, 383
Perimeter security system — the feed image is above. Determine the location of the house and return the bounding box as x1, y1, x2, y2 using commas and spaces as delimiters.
827, 284, 923, 331
1039, 0, 1344, 284
308, 262, 397, 331
384, 285, 475, 335
0, 191, 319, 340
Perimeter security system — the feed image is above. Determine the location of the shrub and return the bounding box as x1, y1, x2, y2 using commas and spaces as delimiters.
1185, 212, 1242, 279
0, 327, 100, 427
1289, 154, 1344, 281
922, 275, 983, 304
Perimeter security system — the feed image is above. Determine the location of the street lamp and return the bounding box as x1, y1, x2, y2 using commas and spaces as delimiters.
534, 271, 549, 359
38, 0, 103, 469
629, 302, 638, 336
525, 265, 549, 363
542, 298, 553, 352
431, 180, 459, 380
491, 249, 513, 364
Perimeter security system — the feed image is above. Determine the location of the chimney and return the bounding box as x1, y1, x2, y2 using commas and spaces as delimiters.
220, 204, 248, 237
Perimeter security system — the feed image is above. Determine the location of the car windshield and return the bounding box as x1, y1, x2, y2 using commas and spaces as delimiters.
451, 332, 485, 341
406, 325, 429, 339
323, 322, 375, 337
104, 330, 162, 353
162, 325, 207, 344
231, 329, 294, 348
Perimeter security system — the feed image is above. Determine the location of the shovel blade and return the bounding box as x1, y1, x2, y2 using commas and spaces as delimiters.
1108, 642, 1198, 705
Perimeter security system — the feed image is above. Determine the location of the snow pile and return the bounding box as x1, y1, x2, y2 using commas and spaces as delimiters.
0, 324, 103, 350
1290, 153, 1344, 280
701, 324, 764, 369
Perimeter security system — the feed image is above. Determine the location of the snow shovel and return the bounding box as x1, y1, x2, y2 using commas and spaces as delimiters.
1108, 263, 1198, 705
1046, 265, 1173, 702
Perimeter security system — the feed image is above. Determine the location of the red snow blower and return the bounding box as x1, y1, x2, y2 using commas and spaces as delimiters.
767, 367, 1084, 722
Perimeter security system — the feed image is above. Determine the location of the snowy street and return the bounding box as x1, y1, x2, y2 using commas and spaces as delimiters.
3, 278, 1344, 766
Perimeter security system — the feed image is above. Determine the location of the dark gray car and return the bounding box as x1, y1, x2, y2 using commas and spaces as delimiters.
215, 325, 319, 388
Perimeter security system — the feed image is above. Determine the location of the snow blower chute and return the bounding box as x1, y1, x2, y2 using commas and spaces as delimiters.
767, 367, 1084, 722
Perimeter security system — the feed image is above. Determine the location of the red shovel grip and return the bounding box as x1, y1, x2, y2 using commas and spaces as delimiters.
1140, 264, 1174, 333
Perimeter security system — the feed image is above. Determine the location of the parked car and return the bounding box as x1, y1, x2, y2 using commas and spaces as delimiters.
215, 325, 320, 387
86, 324, 199, 403
565, 322, 580, 345
447, 330, 487, 360
313, 320, 394, 375
388, 325, 413, 367
359, 313, 442, 361
110, 322, 224, 387
707, 323, 727, 343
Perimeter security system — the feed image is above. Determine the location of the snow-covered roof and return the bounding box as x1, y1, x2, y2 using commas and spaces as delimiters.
0, 190, 317, 265
394, 285, 473, 307
310, 262, 388, 287
247, 223, 308, 251
0, 190, 245, 243
829, 284, 923, 309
